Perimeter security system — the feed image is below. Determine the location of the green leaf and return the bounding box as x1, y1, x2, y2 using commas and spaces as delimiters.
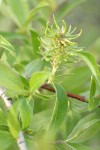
34, 92, 52, 101
56, 0, 85, 20
71, 144, 91, 150
25, 59, 45, 78
88, 97, 100, 111
88, 76, 98, 111
29, 71, 50, 93
14, 63, 24, 73
7, 98, 33, 137
76, 51, 100, 86
48, 83, 68, 133
0, 109, 7, 125
24, 2, 49, 27
20, 98, 33, 130
66, 113, 97, 140
30, 110, 51, 131
0, 62, 26, 95
66, 113, 100, 143
0, 35, 15, 56
70, 99, 88, 113
19, 75, 29, 90
0, 32, 26, 40
0, 131, 15, 150
90, 76, 96, 98
6, 0, 29, 27
7, 102, 21, 138
65, 110, 80, 137
30, 30, 40, 57
0, 125, 9, 132
58, 143, 77, 150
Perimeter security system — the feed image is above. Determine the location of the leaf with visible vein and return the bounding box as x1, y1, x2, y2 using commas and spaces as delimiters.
76, 51, 100, 86
66, 113, 100, 143
29, 71, 50, 93
24, 2, 49, 27
0, 35, 15, 56
0, 62, 26, 95
90, 76, 96, 98
0, 131, 15, 149
48, 83, 68, 133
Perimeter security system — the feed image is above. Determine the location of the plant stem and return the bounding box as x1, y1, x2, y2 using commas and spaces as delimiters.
17, 131, 27, 150
41, 84, 100, 105
48, 65, 57, 83
41, 83, 85, 102
0, 86, 27, 150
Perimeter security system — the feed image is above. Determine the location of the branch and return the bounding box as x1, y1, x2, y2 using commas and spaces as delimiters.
41, 84, 100, 107
0, 86, 27, 150
41, 83, 86, 102
17, 131, 27, 150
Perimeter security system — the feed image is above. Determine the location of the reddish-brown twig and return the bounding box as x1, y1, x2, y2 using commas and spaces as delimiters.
41, 84, 86, 102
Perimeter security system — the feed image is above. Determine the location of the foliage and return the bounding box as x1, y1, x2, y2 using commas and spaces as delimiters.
0, 0, 100, 150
